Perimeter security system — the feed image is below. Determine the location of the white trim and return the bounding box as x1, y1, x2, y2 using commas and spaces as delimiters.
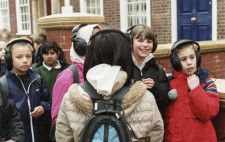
120, 0, 127, 32
212, 0, 217, 40
171, 0, 217, 42
15, 0, 32, 35
171, 0, 177, 43
0, 0, 10, 31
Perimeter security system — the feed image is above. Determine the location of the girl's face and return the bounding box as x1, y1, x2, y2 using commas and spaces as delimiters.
11, 44, 33, 75
42, 49, 59, 67
132, 36, 153, 62
176, 46, 197, 75
0, 41, 6, 61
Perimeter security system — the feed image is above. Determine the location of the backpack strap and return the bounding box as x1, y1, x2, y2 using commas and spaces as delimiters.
79, 82, 131, 103
69, 65, 80, 83
0, 75, 8, 95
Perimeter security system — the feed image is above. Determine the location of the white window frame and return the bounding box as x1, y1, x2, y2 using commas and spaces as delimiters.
120, 0, 150, 32
15, 0, 31, 35
0, 0, 10, 31
80, 0, 103, 16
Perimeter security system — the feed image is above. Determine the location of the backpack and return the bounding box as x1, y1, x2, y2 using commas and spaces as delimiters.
79, 82, 132, 142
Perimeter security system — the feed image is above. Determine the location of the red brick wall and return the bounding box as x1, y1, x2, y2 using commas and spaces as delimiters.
8, 0, 17, 37
103, 0, 120, 29
151, 0, 171, 44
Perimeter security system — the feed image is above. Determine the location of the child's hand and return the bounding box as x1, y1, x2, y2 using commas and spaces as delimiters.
30, 106, 44, 118
142, 78, 155, 89
187, 74, 199, 90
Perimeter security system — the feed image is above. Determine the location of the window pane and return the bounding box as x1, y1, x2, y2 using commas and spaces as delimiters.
85, 0, 101, 15
127, 0, 147, 26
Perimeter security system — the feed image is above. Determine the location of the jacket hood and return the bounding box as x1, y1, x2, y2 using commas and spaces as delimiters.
67, 81, 147, 116
86, 64, 127, 99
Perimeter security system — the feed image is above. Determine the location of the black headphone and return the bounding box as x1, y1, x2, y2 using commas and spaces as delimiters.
5, 38, 35, 70
126, 24, 158, 53
170, 39, 201, 71
89, 29, 130, 43
71, 24, 87, 56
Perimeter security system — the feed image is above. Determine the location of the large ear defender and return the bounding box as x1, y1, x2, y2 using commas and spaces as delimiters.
5, 38, 35, 70
125, 25, 138, 47
170, 39, 201, 71
71, 24, 87, 56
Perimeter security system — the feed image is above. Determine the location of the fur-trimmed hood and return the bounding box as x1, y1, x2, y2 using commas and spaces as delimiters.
68, 81, 147, 117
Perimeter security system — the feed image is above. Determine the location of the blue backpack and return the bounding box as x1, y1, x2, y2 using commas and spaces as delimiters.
79, 82, 132, 142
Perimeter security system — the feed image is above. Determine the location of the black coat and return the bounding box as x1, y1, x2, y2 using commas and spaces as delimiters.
133, 58, 170, 109
0, 84, 24, 142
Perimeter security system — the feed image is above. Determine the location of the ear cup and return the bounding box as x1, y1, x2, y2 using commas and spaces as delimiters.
170, 39, 201, 71
126, 25, 137, 47
5, 38, 35, 70
170, 53, 182, 71
72, 37, 87, 56
4, 50, 12, 70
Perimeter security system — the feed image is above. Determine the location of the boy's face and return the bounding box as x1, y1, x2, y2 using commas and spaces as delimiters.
132, 35, 153, 62
176, 46, 197, 75
42, 49, 59, 67
11, 44, 33, 75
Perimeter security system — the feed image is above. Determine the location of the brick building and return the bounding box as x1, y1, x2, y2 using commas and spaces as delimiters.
1, 0, 225, 141
1, 0, 225, 44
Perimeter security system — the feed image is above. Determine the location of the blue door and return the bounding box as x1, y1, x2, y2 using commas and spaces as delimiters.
177, 0, 212, 41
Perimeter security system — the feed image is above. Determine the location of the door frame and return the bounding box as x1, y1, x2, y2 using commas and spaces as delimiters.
171, 0, 217, 43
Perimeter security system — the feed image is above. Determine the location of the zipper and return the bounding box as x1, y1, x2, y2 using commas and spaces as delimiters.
16, 75, 38, 142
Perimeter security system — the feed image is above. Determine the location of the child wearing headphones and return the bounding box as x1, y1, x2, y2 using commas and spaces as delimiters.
2, 38, 51, 142
127, 24, 170, 110
51, 24, 102, 124
55, 29, 164, 141
164, 39, 219, 142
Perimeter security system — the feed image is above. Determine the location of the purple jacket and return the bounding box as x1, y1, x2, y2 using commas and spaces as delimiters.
51, 62, 84, 123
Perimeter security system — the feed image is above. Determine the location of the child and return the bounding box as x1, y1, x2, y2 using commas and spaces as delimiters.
164, 39, 219, 142
33, 41, 69, 141
34, 41, 69, 97
127, 24, 170, 109
3, 38, 51, 142
55, 29, 164, 141
0, 84, 24, 142
0, 39, 6, 77
51, 24, 102, 124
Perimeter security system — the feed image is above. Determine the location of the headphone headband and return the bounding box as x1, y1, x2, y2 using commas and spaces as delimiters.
6, 38, 34, 51
89, 29, 130, 42
171, 39, 200, 53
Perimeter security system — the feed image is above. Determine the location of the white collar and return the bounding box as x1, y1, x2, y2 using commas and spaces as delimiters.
43, 60, 61, 71
132, 53, 154, 69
